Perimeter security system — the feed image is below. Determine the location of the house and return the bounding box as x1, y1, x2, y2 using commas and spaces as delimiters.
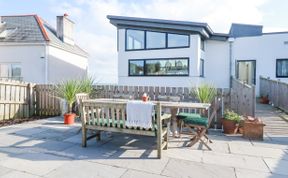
107, 15, 288, 94
0, 14, 88, 84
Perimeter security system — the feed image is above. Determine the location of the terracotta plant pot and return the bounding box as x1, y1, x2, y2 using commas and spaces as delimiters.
259, 96, 269, 104
64, 113, 76, 125
222, 119, 238, 134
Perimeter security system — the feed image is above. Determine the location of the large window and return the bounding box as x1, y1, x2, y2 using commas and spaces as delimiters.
126, 29, 189, 50
276, 59, 288, 77
126, 29, 145, 50
0, 63, 22, 80
129, 58, 189, 76
167, 34, 189, 48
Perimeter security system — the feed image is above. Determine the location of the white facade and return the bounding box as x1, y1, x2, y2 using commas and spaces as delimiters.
0, 43, 88, 84
118, 29, 209, 87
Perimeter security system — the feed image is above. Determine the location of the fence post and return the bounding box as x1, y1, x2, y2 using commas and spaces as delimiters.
27, 83, 34, 117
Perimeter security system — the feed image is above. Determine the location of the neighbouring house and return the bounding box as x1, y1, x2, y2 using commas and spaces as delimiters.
107, 15, 288, 94
0, 14, 88, 84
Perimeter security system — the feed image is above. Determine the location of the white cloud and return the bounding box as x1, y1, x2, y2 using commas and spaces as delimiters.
50, 0, 270, 83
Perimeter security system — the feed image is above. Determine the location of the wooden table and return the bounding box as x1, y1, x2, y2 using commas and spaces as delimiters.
86, 98, 211, 136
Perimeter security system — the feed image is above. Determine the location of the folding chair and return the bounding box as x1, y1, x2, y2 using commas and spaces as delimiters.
177, 99, 218, 150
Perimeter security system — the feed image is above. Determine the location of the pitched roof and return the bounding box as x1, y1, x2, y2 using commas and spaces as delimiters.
0, 15, 88, 57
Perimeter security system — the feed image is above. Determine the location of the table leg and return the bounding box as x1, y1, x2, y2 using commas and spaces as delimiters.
170, 108, 179, 137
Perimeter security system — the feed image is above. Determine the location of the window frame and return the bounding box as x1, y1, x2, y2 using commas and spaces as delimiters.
128, 57, 189, 77
0, 62, 22, 80
200, 59, 204, 77
125, 28, 190, 51
276, 58, 288, 78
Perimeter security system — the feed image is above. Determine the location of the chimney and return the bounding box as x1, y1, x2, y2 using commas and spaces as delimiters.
56, 14, 75, 45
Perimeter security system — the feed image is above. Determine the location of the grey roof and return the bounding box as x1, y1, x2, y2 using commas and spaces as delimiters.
107, 15, 228, 40
229, 23, 263, 38
0, 15, 88, 57
0, 15, 46, 42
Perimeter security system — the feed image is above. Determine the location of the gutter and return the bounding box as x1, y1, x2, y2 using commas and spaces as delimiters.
228, 37, 234, 87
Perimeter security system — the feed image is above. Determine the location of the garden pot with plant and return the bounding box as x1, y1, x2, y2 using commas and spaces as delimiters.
56, 79, 81, 125
222, 109, 241, 134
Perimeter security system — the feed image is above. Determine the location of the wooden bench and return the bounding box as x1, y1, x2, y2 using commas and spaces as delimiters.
80, 99, 171, 158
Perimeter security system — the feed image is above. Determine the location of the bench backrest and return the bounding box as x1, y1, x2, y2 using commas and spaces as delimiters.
80, 100, 158, 131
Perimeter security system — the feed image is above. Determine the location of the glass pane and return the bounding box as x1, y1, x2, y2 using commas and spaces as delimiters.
277, 60, 288, 77
129, 60, 144, 76
0, 64, 9, 78
146, 31, 166, 49
168, 34, 189, 48
146, 59, 189, 76
11, 64, 21, 77
200, 59, 204, 77
126, 29, 145, 50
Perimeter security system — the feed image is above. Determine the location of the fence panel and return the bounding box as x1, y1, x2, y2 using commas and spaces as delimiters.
260, 76, 288, 112
0, 79, 34, 120
34, 85, 61, 116
230, 78, 255, 116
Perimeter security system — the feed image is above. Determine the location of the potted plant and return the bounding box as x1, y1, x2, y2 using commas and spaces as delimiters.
259, 95, 269, 104
192, 83, 217, 103
222, 109, 241, 134
56, 79, 81, 125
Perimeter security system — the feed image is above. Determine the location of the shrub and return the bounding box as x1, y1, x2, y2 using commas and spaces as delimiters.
223, 109, 241, 123
192, 83, 217, 103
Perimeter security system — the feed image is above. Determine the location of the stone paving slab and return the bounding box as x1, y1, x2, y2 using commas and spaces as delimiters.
264, 158, 288, 176
202, 151, 270, 172
235, 168, 287, 178
122, 170, 173, 178
44, 160, 126, 178
229, 142, 288, 160
0, 152, 70, 176
162, 158, 236, 178
0, 170, 40, 178
0, 166, 11, 177
0, 134, 31, 147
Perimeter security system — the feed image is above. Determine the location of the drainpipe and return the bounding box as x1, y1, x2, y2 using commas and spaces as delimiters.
44, 45, 49, 84
228, 38, 234, 88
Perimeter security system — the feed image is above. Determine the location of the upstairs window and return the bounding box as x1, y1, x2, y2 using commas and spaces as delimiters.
125, 29, 189, 50
276, 59, 288, 77
146, 31, 166, 49
0, 63, 22, 80
167, 34, 189, 48
126, 29, 145, 50
129, 60, 144, 76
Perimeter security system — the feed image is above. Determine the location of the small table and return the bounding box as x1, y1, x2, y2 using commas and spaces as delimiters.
159, 101, 211, 137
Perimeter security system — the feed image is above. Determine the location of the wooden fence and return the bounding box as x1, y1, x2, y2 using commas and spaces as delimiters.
95, 85, 230, 129
0, 79, 34, 120
230, 78, 256, 116
260, 76, 288, 112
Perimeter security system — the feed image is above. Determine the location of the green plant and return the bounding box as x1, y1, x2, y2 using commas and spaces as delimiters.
78, 76, 94, 95
55, 79, 81, 113
192, 83, 217, 103
223, 110, 241, 123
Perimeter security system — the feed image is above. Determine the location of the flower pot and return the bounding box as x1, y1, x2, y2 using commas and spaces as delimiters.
64, 113, 76, 125
222, 119, 238, 134
259, 97, 269, 104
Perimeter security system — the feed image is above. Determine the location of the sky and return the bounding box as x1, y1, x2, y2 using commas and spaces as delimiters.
1, 0, 288, 84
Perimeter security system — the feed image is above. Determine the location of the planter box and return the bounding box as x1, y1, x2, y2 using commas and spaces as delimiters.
243, 121, 265, 140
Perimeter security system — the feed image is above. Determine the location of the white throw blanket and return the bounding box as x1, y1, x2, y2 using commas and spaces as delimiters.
126, 101, 154, 129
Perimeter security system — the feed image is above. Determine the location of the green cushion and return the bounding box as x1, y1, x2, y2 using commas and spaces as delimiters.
176, 112, 201, 120
176, 112, 208, 127
87, 118, 158, 130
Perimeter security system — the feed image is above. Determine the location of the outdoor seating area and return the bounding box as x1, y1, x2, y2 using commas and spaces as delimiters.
0, 103, 287, 178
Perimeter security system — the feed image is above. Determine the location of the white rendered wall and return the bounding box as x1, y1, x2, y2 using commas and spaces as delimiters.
0, 44, 46, 83
117, 28, 203, 87
205, 40, 230, 88
233, 33, 288, 94
48, 46, 88, 84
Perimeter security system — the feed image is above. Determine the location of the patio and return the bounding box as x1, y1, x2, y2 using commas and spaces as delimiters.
0, 104, 287, 178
